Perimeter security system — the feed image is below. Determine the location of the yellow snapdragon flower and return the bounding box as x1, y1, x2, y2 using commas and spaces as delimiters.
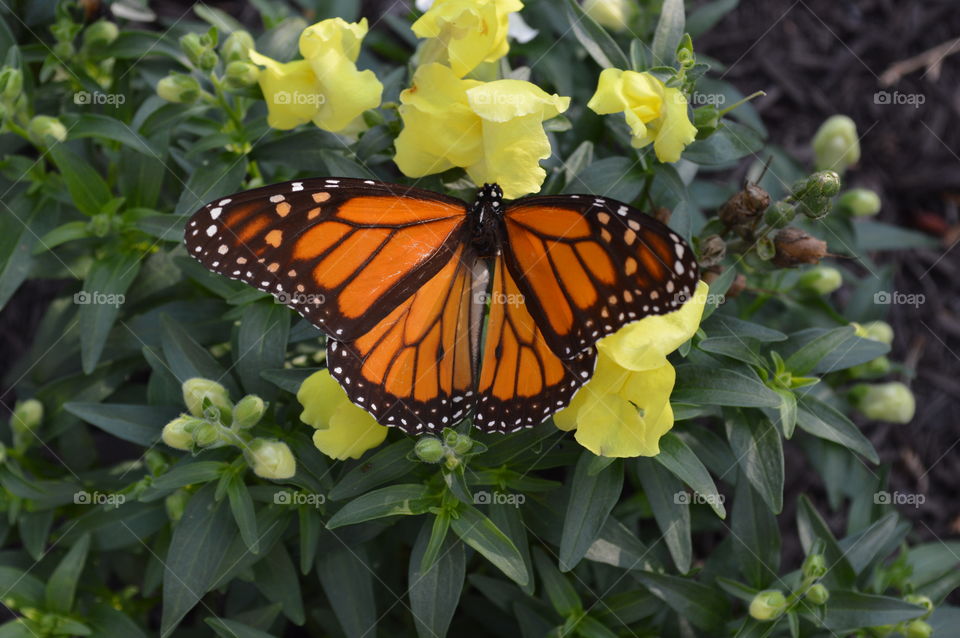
587, 68, 697, 163
249, 18, 382, 133
298, 370, 388, 460
394, 63, 569, 199
554, 281, 708, 457
413, 0, 522, 77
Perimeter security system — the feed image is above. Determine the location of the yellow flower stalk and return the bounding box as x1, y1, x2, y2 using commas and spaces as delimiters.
298, 369, 388, 460
249, 18, 383, 133
413, 0, 523, 77
394, 63, 570, 199
554, 281, 708, 457
587, 68, 697, 163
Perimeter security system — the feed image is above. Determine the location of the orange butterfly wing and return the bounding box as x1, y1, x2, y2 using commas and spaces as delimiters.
501, 195, 699, 358
184, 178, 468, 341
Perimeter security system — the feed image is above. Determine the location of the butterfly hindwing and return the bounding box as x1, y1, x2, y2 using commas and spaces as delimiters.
501, 195, 699, 359
185, 177, 469, 342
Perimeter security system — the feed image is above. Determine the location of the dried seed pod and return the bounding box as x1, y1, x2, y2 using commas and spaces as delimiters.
771, 227, 828, 267
719, 183, 771, 227
698, 234, 726, 268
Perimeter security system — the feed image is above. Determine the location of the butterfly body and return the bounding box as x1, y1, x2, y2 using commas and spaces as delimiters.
185, 177, 698, 434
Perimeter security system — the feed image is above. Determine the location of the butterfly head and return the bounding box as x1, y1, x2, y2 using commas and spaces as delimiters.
469, 183, 504, 257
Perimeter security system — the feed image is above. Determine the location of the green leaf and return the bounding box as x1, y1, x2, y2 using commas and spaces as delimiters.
856, 219, 939, 251
731, 469, 780, 588
636, 458, 691, 572
65, 403, 173, 446
820, 591, 925, 632
796, 495, 855, 588
450, 503, 528, 586
227, 476, 259, 554
0, 621, 37, 638
564, 157, 646, 203
0, 196, 50, 311
0, 567, 44, 609
206, 618, 278, 638
654, 432, 726, 518
682, 122, 764, 165
796, 396, 879, 463
161, 484, 237, 637
65, 113, 161, 157
725, 409, 784, 513
34, 220, 90, 252
160, 314, 239, 395
409, 518, 465, 638
633, 571, 728, 631
673, 365, 781, 408
174, 153, 248, 216
783, 326, 856, 375
142, 461, 228, 501
585, 517, 658, 571
79, 252, 142, 373
905, 541, 960, 587
328, 439, 416, 501
703, 314, 787, 342
562, 0, 629, 70
687, 0, 740, 37
838, 513, 906, 575
488, 502, 535, 595
252, 543, 305, 625
317, 547, 377, 638
88, 604, 151, 638
261, 367, 320, 394
298, 507, 322, 575
698, 336, 766, 368
774, 387, 798, 438
559, 453, 623, 572
533, 547, 581, 616
326, 484, 435, 528
49, 145, 112, 216
651, 0, 685, 66
235, 300, 290, 398
45, 533, 91, 613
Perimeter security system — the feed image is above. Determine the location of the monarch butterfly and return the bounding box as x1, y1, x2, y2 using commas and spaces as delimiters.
185, 178, 698, 434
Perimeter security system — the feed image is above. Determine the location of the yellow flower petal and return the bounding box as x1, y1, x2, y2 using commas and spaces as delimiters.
299, 17, 368, 63
586, 68, 628, 114
297, 370, 342, 430
412, 0, 522, 77
653, 87, 698, 163
297, 370, 388, 460
249, 52, 320, 130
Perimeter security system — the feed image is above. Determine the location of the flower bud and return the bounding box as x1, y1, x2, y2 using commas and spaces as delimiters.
53, 41, 75, 59
802, 552, 828, 580
812, 115, 860, 174
838, 188, 881, 217
182, 378, 232, 419
904, 594, 934, 618
0, 67, 23, 102
798, 266, 842, 295
756, 235, 776, 261
27, 115, 67, 144
806, 583, 829, 605
693, 105, 720, 139
905, 620, 933, 638
699, 235, 726, 268
749, 590, 787, 621
809, 170, 842, 198
451, 433, 473, 455
83, 20, 119, 49
191, 422, 221, 447
224, 60, 258, 89
180, 33, 207, 67
764, 201, 796, 229
165, 488, 190, 522
11, 399, 43, 434
162, 416, 201, 451
582, 0, 632, 31
221, 30, 255, 63
861, 320, 894, 345
415, 437, 445, 463
848, 355, 892, 379
156, 73, 200, 104
719, 183, 771, 228
246, 438, 296, 479
771, 227, 827, 268
232, 395, 266, 429
851, 382, 915, 424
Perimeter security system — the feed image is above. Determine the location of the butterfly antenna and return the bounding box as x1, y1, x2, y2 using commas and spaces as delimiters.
749, 155, 774, 187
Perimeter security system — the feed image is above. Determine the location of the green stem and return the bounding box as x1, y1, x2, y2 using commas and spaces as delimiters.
719, 90, 766, 117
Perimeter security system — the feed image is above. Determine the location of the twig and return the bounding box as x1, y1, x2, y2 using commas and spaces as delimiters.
880, 36, 960, 86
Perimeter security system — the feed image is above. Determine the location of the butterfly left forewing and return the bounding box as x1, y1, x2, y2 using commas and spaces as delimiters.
184, 177, 469, 341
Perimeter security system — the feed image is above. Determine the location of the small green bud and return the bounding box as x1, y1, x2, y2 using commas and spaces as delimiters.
848, 355, 892, 379
180, 33, 206, 66
197, 49, 218, 72
27, 115, 67, 144
749, 590, 787, 621
165, 488, 190, 522
810, 170, 841, 198
191, 422, 221, 447
850, 382, 916, 424
82, 20, 119, 49
11, 399, 43, 434
182, 378, 232, 419
246, 438, 296, 479
162, 416, 202, 451
812, 115, 860, 174
0, 67, 23, 102
233, 395, 266, 429
905, 594, 934, 618
861, 320, 894, 345
805, 583, 830, 605
798, 266, 842, 295
764, 201, 796, 228
802, 552, 828, 580
756, 235, 776, 261
221, 30, 255, 63
905, 619, 933, 638
582, 0, 633, 31
145, 449, 168, 475
693, 105, 720, 139
414, 437, 445, 463
838, 188, 881, 217
88, 213, 111, 237
53, 41, 75, 59
156, 73, 200, 104
451, 434, 473, 455
224, 60, 258, 89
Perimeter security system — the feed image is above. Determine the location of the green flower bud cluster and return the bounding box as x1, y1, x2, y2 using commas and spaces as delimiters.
180, 32, 218, 72
872, 595, 934, 637
789, 170, 841, 221
414, 429, 479, 470
848, 321, 895, 379
161, 379, 295, 479
750, 551, 832, 623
